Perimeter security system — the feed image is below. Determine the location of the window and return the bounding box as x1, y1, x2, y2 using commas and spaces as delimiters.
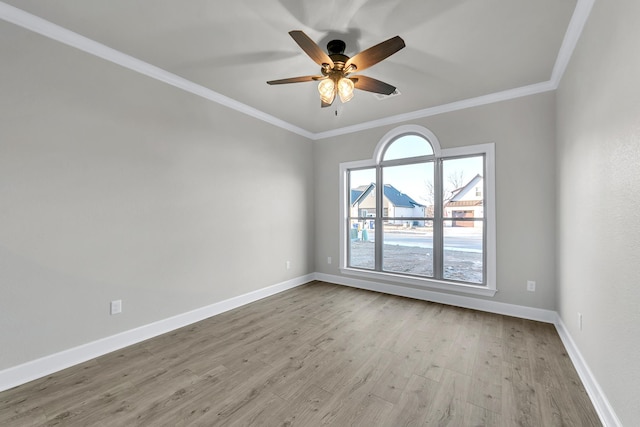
340, 125, 496, 296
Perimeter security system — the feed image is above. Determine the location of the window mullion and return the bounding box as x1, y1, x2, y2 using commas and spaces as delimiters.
433, 158, 444, 279
374, 165, 383, 272
482, 154, 488, 284
346, 170, 352, 268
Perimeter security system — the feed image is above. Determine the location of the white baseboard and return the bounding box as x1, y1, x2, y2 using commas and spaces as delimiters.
0, 274, 313, 393
314, 272, 557, 323
314, 272, 620, 427
1, 272, 621, 427
554, 316, 622, 427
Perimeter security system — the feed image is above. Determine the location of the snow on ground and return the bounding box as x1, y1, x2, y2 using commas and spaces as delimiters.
349, 240, 483, 284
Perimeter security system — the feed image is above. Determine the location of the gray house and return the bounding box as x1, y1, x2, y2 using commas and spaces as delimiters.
444, 174, 484, 227
351, 183, 426, 225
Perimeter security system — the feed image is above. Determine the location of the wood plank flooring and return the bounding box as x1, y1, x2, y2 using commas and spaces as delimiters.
0, 281, 601, 426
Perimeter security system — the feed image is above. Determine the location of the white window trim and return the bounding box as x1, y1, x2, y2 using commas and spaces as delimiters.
339, 126, 497, 297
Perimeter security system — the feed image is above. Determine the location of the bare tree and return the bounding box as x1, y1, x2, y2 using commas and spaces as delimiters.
424, 169, 467, 215
423, 179, 435, 217
444, 170, 466, 202
447, 170, 465, 190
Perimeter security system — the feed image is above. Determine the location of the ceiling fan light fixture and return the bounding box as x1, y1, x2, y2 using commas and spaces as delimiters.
337, 77, 355, 103
318, 78, 336, 104
268, 31, 405, 108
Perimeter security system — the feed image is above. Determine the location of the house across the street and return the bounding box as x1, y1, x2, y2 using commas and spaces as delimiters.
351, 183, 426, 226
444, 174, 484, 227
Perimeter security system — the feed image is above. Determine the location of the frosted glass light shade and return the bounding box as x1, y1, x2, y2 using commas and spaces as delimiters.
318, 78, 336, 104
337, 77, 354, 103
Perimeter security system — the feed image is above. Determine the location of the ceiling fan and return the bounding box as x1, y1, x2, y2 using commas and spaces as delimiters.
267, 31, 405, 107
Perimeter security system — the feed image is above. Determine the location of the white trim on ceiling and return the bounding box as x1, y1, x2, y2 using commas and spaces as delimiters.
550, 0, 596, 87
0, 2, 315, 140
314, 80, 556, 140
0, 0, 594, 141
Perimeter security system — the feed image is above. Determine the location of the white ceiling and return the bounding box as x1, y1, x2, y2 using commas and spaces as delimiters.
1, 0, 587, 138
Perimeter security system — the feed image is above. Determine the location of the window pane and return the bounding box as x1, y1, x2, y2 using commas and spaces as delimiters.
382, 162, 433, 219
348, 219, 375, 270
442, 155, 485, 284
381, 162, 433, 276
383, 135, 433, 161
349, 168, 376, 217
442, 156, 484, 219
443, 223, 483, 284
383, 222, 433, 277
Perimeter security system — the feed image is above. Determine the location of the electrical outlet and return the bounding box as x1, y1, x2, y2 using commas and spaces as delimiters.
578, 312, 583, 330
527, 280, 536, 292
110, 300, 122, 315
327, 256, 332, 265
286, 260, 291, 270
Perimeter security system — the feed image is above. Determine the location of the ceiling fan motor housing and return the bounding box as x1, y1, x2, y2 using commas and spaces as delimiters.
326, 40, 350, 71
327, 39, 346, 55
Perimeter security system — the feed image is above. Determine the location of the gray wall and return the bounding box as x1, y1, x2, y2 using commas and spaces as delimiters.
314, 92, 557, 309
4, 4, 639, 423
556, 0, 640, 424
0, 24, 315, 370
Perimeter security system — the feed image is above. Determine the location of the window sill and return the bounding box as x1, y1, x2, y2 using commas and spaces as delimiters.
339, 267, 497, 297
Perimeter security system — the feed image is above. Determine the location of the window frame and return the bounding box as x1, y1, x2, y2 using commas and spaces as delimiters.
339, 125, 497, 297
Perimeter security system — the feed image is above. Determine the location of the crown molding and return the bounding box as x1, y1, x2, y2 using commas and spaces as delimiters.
0, 0, 594, 141
312, 0, 594, 140
550, 0, 596, 87
311, 80, 556, 140
0, 2, 315, 140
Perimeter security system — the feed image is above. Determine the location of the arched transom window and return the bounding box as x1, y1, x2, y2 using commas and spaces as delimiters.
340, 125, 496, 296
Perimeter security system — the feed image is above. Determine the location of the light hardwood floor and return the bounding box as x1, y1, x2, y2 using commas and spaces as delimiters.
1, 281, 601, 426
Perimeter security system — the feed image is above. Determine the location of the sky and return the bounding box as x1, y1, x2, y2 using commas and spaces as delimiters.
349, 135, 483, 204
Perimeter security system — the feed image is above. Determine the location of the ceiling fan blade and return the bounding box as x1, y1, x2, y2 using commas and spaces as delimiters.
289, 30, 334, 68
267, 75, 322, 85
352, 75, 397, 95
345, 36, 405, 72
